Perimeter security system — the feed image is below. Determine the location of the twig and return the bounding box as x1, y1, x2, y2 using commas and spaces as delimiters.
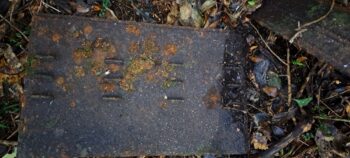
290, 0, 335, 43
296, 62, 322, 98
297, 0, 335, 30
106, 8, 118, 20
0, 15, 29, 42
287, 48, 292, 107
248, 21, 288, 66
314, 116, 350, 123
0, 140, 18, 146
259, 120, 313, 158
320, 100, 341, 117
41, 0, 61, 13
289, 28, 307, 43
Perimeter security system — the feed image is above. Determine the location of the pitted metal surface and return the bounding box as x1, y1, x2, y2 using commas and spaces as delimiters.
18, 14, 248, 157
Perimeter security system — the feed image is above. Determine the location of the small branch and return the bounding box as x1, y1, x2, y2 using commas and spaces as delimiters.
297, 0, 335, 30
314, 116, 350, 123
41, 0, 61, 13
287, 48, 292, 107
289, 28, 307, 43
296, 62, 322, 98
0, 140, 18, 146
0, 15, 29, 42
290, 0, 335, 43
249, 21, 288, 66
259, 120, 313, 158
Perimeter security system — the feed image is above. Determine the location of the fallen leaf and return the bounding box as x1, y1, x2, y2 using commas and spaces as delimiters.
251, 132, 269, 150
249, 55, 263, 63
294, 97, 313, 108
263, 86, 278, 97
296, 56, 308, 62
200, 0, 216, 12
179, 0, 192, 26
166, 2, 179, 25
267, 71, 281, 89
191, 7, 204, 28
345, 101, 350, 117
2, 44, 23, 72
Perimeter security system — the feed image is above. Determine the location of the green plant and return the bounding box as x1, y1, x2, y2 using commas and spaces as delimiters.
9, 28, 30, 49
292, 60, 305, 67
99, 0, 111, 17
0, 123, 8, 129
294, 97, 313, 107
302, 132, 315, 141
247, 0, 256, 6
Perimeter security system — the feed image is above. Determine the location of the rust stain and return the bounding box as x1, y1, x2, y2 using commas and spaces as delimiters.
100, 82, 116, 93
52, 33, 62, 43
108, 64, 120, 73
83, 25, 93, 35
37, 27, 49, 36
143, 35, 159, 55
69, 100, 76, 108
125, 25, 141, 36
203, 87, 221, 109
74, 66, 85, 77
55, 76, 67, 92
72, 40, 93, 65
120, 58, 155, 91
163, 44, 177, 56
128, 41, 139, 54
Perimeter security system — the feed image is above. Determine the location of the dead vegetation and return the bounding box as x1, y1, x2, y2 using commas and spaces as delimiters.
0, 0, 349, 157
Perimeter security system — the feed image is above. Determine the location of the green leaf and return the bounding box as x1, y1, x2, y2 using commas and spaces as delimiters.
3, 147, 17, 158
294, 97, 313, 107
248, 0, 256, 6
292, 60, 305, 67
0, 123, 8, 129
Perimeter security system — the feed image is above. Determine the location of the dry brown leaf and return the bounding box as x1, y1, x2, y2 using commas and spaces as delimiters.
302, 122, 313, 133
296, 56, 308, 62
2, 44, 23, 72
179, 0, 192, 26
249, 55, 263, 63
251, 132, 269, 150
263, 86, 278, 97
346, 101, 350, 117
200, 0, 216, 12
166, 2, 179, 25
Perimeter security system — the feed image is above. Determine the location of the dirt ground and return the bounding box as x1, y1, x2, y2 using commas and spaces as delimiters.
0, 0, 350, 157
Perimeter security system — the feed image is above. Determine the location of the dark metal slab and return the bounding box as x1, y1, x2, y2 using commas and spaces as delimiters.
252, 0, 350, 76
18, 14, 248, 157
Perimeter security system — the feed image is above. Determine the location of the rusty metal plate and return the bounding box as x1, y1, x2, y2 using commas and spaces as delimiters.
18, 14, 248, 157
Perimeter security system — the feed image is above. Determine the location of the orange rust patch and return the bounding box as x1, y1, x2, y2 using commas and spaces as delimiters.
125, 25, 141, 36
143, 35, 159, 55
163, 44, 177, 56
69, 101, 76, 108
145, 70, 156, 81
74, 66, 85, 77
203, 87, 221, 109
128, 41, 139, 54
100, 82, 116, 93
83, 25, 93, 35
120, 58, 155, 91
52, 33, 62, 43
55, 76, 67, 91
108, 64, 120, 73
37, 27, 49, 36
